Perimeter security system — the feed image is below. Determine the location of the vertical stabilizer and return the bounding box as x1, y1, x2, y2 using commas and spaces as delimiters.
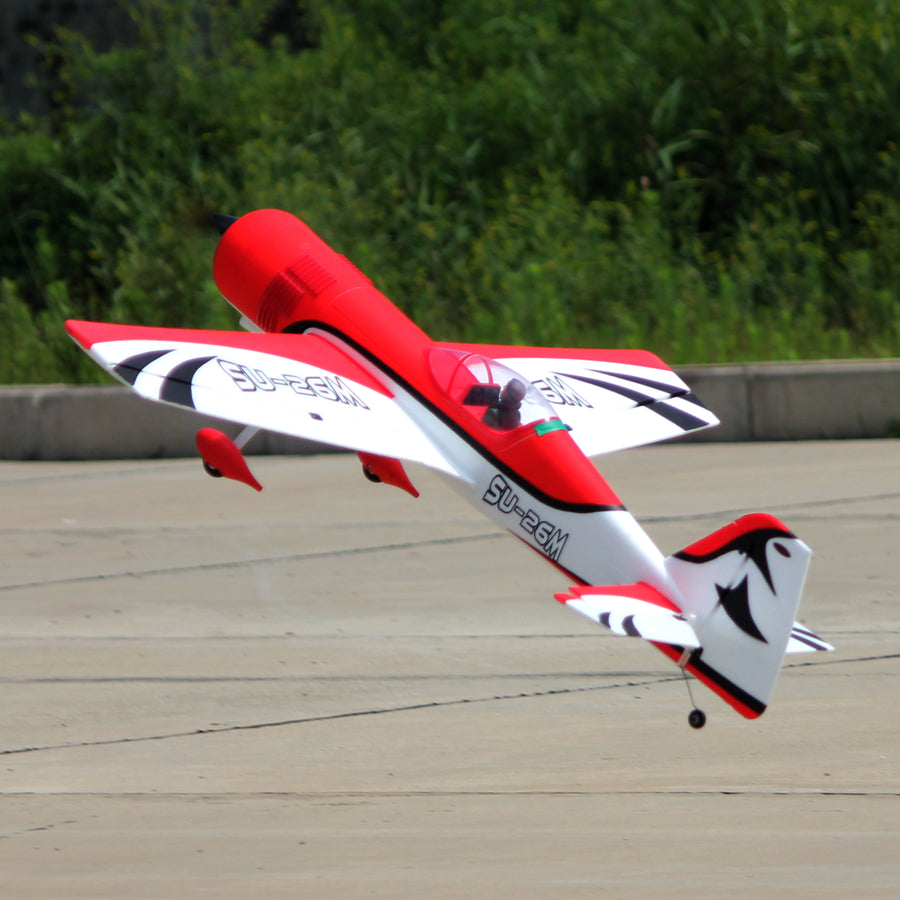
664, 514, 811, 718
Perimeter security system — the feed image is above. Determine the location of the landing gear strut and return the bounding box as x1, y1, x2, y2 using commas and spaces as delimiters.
680, 652, 707, 729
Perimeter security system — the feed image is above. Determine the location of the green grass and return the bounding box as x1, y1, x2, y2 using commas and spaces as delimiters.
1, 0, 898, 382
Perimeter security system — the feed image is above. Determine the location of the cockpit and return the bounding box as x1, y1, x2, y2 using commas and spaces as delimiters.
428, 347, 561, 435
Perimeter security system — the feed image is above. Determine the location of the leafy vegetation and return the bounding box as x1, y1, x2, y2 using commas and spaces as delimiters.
2, 0, 899, 382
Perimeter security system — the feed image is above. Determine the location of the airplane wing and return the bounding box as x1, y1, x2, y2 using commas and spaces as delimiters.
555, 583, 701, 647
66, 320, 455, 473
437, 342, 719, 456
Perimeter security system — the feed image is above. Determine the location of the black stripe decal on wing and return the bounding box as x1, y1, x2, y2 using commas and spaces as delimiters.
790, 632, 828, 651
559, 372, 652, 406
790, 628, 831, 651
159, 356, 216, 409
588, 369, 710, 410
114, 350, 173, 385
679, 391, 708, 409
554, 371, 710, 431
640, 399, 711, 432
792, 624, 820, 639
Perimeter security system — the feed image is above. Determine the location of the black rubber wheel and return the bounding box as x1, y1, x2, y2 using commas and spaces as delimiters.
362, 465, 382, 483
688, 708, 707, 729
203, 461, 223, 478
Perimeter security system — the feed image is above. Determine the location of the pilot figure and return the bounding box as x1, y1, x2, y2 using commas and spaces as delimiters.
483, 378, 526, 430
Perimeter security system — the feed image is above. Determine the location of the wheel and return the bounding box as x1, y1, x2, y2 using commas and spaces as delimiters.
203, 461, 223, 478
688, 708, 707, 729
362, 465, 382, 483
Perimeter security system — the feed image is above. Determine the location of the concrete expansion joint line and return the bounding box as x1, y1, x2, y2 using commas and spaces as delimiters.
1, 653, 888, 758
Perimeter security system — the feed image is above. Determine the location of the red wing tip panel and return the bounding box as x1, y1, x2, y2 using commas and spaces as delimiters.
65, 319, 98, 349
556, 582, 681, 611
64, 319, 395, 397
434, 342, 672, 371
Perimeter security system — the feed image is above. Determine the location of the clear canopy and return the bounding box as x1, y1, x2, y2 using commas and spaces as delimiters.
428, 348, 557, 432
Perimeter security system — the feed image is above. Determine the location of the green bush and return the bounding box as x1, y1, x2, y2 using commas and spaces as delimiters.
1, 0, 898, 382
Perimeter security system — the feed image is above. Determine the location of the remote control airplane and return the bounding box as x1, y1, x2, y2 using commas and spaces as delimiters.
66, 209, 832, 727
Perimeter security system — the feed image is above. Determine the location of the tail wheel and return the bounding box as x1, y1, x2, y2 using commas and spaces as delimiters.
688, 708, 707, 729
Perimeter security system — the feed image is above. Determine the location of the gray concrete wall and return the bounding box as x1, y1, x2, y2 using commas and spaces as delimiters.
679, 358, 900, 442
1, 359, 898, 460
0, 385, 320, 460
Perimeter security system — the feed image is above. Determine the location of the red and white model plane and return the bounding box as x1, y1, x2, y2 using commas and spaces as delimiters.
66, 209, 832, 727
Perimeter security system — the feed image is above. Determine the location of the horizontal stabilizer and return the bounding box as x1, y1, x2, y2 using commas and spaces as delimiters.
555, 583, 699, 648
787, 622, 834, 653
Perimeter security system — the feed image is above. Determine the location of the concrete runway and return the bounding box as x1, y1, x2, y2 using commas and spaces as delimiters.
1, 441, 897, 898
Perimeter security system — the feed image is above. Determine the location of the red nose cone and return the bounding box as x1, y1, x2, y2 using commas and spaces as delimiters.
212, 209, 370, 332
213, 209, 312, 322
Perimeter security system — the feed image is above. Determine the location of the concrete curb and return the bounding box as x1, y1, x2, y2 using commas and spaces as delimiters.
678, 359, 900, 442
2, 360, 898, 460
0, 385, 321, 460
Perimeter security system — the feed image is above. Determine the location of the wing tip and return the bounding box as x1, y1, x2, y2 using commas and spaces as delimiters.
65, 319, 93, 349
787, 625, 835, 653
